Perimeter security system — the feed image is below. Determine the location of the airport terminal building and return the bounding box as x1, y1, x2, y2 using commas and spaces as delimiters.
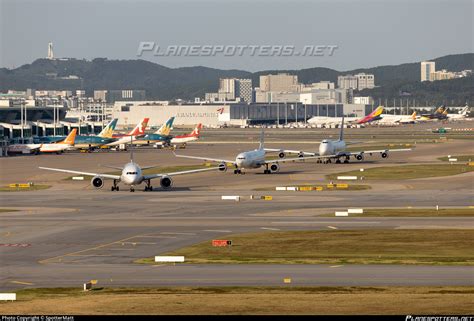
112, 101, 373, 128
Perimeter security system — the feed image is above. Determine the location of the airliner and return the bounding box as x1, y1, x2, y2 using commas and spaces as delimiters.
267, 116, 411, 163
153, 123, 202, 148
39, 138, 220, 192
445, 106, 470, 120
106, 118, 149, 147
376, 111, 417, 125
8, 129, 77, 154
175, 129, 319, 174
134, 117, 175, 146
307, 106, 383, 126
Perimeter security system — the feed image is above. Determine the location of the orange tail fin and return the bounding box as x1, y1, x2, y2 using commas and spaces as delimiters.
61, 128, 77, 145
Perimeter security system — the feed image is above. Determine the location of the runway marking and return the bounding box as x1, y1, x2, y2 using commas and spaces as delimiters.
139, 236, 178, 239
107, 248, 136, 251
260, 227, 281, 231
121, 242, 157, 245
327, 226, 338, 230
161, 232, 197, 235
272, 221, 380, 224
203, 229, 232, 233
38, 234, 150, 264
68, 254, 113, 257
11, 280, 34, 285
330, 265, 343, 268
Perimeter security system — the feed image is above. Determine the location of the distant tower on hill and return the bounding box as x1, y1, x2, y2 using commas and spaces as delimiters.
47, 42, 54, 60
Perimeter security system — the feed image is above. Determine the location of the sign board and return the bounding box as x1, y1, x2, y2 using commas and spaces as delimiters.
337, 176, 358, 180
0, 293, 16, 301
212, 240, 232, 247
335, 211, 348, 217
348, 208, 364, 214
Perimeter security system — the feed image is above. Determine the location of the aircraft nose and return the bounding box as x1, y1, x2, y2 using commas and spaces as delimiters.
319, 144, 328, 156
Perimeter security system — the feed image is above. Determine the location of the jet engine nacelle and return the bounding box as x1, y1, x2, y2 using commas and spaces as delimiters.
278, 151, 286, 158
160, 176, 173, 190
218, 162, 227, 172
356, 154, 364, 161
298, 152, 304, 158
381, 152, 388, 158
270, 163, 280, 173
91, 176, 104, 189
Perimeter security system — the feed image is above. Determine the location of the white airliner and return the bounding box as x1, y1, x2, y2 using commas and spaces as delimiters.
8, 129, 77, 155
106, 118, 150, 147
376, 112, 418, 125
445, 106, 470, 120
175, 130, 320, 174
266, 116, 411, 163
39, 139, 220, 192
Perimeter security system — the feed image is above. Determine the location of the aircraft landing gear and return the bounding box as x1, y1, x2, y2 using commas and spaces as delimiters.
234, 168, 242, 174
130, 186, 135, 192
336, 159, 342, 164
111, 180, 119, 191
144, 180, 153, 191
263, 164, 271, 174
344, 156, 350, 164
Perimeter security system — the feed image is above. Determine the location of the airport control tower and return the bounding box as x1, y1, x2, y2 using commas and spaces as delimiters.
47, 42, 54, 60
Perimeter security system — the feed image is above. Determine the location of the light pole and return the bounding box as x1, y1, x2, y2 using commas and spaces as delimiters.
53, 101, 56, 136
20, 100, 24, 139
304, 98, 307, 126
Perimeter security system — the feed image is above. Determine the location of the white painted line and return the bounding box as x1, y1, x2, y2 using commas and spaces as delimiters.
260, 227, 281, 231
272, 221, 380, 224
160, 232, 197, 235
203, 229, 232, 233
139, 236, 178, 239
330, 265, 343, 268
10, 281, 34, 286
327, 226, 338, 230
155, 256, 185, 263
337, 176, 357, 180
348, 208, 364, 214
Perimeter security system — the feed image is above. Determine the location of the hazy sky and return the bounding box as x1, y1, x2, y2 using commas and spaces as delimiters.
1, 0, 472, 71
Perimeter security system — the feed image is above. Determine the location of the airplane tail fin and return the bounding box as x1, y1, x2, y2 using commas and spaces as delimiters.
98, 118, 118, 138
128, 118, 149, 136
412, 111, 417, 119
155, 116, 175, 135
259, 127, 265, 150
339, 115, 345, 141
190, 123, 202, 137
61, 128, 77, 145
460, 106, 469, 115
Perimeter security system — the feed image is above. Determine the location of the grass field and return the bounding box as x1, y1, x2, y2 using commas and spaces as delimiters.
438, 155, 474, 162
137, 229, 474, 266
2, 286, 472, 315
321, 208, 474, 217
254, 184, 371, 191
0, 184, 51, 192
327, 164, 474, 180
65, 164, 211, 180
0, 209, 18, 213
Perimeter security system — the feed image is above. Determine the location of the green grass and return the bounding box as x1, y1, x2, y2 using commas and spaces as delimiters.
321, 208, 474, 217
254, 184, 371, 191
0, 184, 51, 192
4, 286, 474, 315
137, 229, 474, 266
0, 208, 18, 213
438, 155, 474, 162
327, 164, 474, 180
65, 164, 210, 180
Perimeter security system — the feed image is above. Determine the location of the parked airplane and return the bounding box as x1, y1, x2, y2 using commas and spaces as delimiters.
134, 117, 175, 146
376, 111, 417, 125
39, 137, 220, 192
8, 129, 77, 155
267, 116, 411, 163
419, 106, 448, 121
106, 118, 149, 147
34, 118, 118, 149
175, 129, 319, 174
152, 123, 202, 148
307, 106, 383, 126
445, 106, 470, 120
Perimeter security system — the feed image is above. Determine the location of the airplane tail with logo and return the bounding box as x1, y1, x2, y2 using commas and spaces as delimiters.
127, 118, 149, 136
98, 118, 118, 138
411, 111, 417, 120
190, 123, 202, 137
460, 106, 470, 115
60, 128, 77, 145
154, 116, 175, 136
357, 106, 383, 124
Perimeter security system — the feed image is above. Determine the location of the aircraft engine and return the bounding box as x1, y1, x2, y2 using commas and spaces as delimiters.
278, 151, 286, 158
160, 176, 173, 190
270, 163, 280, 173
218, 162, 227, 172
356, 154, 364, 161
91, 176, 104, 189
381, 152, 388, 158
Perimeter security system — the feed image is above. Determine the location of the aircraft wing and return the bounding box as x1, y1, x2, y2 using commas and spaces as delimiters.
264, 148, 318, 156
143, 167, 221, 180
100, 165, 123, 170
262, 155, 322, 164
39, 167, 121, 179
356, 148, 412, 154
174, 153, 236, 165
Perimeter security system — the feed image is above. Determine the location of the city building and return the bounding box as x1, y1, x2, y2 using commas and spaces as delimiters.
206, 78, 253, 103
353, 96, 374, 105
301, 81, 335, 91
421, 61, 436, 81
93, 90, 146, 103
338, 74, 375, 90
259, 73, 300, 92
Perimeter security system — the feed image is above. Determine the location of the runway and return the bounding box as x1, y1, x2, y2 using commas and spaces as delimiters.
0, 132, 473, 291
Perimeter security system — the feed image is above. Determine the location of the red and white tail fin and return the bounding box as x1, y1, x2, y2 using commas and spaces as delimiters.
127, 118, 149, 136
61, 128, 77, 145
190, 123, 202, 137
